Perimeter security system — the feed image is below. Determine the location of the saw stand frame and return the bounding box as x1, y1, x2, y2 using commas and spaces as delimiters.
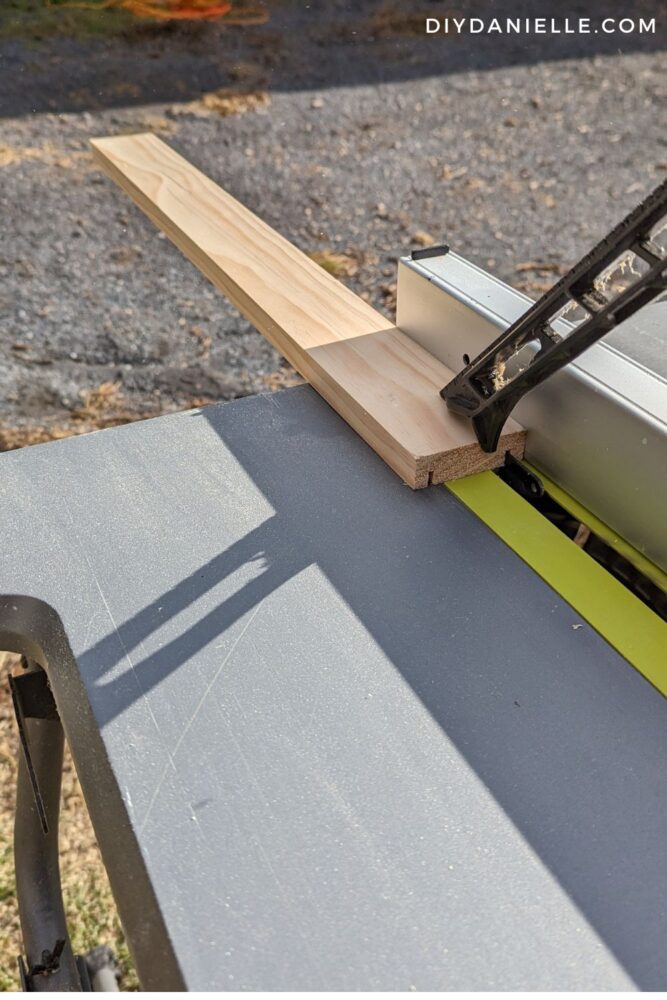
10, 659, 96, 992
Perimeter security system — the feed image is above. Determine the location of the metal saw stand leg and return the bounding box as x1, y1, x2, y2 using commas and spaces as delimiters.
12, 660, 89, 992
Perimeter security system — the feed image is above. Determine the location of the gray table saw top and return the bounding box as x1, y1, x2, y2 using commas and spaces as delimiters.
1, 385, 666, 991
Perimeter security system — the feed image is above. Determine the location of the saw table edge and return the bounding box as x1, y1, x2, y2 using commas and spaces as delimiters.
448, 472, 667, 696
90, 133, 524, 487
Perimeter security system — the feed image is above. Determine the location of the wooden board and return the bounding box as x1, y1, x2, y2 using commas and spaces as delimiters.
91, 133, 525, 487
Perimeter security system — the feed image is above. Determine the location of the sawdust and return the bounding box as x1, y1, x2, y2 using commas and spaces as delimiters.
593, 249, 646, 302
491, 360, 509, 391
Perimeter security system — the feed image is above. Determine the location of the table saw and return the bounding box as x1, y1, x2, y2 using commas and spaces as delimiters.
2, 137, 665, 991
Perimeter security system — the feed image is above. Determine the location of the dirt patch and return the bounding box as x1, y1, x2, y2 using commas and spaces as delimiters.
366, 5, 437, 39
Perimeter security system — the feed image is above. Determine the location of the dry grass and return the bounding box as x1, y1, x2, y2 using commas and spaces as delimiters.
380, 281, 397, 315
0, 654, 139, 990
512, 260, 568, 297
0, 143, 93, 171
0, 0, 135, 41
171, 86, 269, 118
260, 366, 303, 392
307, 248, 360, 279
174, 62, 270, 119
410, 230, 436, 248
0, 372, 304, 455
0, 382, 159, 453
197, 87, 270, 116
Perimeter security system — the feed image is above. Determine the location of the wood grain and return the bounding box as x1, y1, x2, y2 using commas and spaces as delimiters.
91, 133, 525, 486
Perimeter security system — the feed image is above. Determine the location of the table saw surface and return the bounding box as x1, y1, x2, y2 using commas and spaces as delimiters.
1, 385, 666, 990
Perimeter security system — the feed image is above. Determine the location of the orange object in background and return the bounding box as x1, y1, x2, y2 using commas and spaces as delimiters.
50, 0, 267, 22
111, 1, 232, 17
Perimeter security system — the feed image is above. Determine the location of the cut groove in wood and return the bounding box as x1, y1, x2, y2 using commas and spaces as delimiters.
91, 133, 525, 487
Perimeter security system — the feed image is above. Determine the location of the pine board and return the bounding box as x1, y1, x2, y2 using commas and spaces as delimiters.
91, 133, 525, 486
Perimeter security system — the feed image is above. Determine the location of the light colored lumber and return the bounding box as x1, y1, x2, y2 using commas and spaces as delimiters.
90, 133, 525, 487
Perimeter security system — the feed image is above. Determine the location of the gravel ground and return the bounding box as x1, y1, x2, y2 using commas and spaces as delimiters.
0, 3, 664, 988
0, 0, 665, 436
